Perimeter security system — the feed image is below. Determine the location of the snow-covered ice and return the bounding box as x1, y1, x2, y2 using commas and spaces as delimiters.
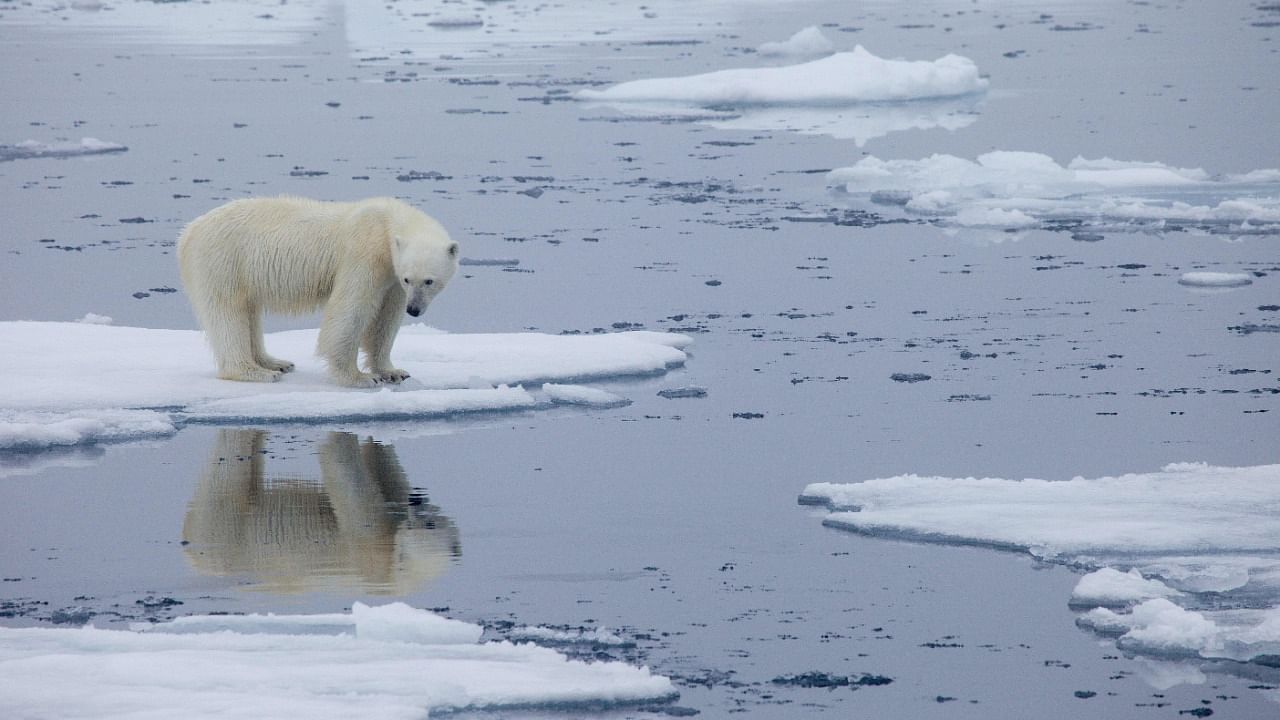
801, 462, 1280, 663
0, 322, 690, 448
756, 26, 834, 58
0, 602, 677, 719
829, 151, 1280, 232
579, 46, 987, 107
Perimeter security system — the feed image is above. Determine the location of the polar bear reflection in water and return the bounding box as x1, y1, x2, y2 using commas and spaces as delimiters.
183, 430, 460, 594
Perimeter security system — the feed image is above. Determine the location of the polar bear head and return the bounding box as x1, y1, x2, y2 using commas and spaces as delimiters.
388, 206, 459, 318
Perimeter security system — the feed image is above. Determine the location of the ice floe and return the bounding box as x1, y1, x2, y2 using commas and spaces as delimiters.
0, 322, 690, 449
580, 46, 985, 143
580, 46, 987, 107
0, 137, 127, 162
828, 151, 1280, 233
0, 602, 677, 719
1178, 271, 1254, 288
801, 462, 1280, 665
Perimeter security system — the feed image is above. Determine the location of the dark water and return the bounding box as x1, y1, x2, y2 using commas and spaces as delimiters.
2, 0, 1279, 717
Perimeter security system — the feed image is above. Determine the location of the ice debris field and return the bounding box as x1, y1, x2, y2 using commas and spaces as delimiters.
828, 151, 1280, 233
801, 462, 1280, 666
0, 602, 676, 720
0, 321, 689, 450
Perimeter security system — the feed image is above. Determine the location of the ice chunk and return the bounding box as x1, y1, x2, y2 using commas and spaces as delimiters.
0, 322, 690, 447
579, 46, 987, 106
509, 625, 630, 647
0, 602, 676, 719
542, 383, 630, 408
75, 313, 113, 325
1177, 271, 1254, 288
757, 26, 834, 58
1070, 568, 1183, 608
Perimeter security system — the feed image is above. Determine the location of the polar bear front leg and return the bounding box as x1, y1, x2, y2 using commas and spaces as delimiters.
317, 280, 382, 388
249, 311, 295, 374
362, 289, 410, 384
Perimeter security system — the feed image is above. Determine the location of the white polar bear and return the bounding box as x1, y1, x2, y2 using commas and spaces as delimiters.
177, 196, 458, 387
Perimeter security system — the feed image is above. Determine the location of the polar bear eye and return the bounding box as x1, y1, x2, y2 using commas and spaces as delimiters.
402, 277, 409, 284
425, 278, 434, 286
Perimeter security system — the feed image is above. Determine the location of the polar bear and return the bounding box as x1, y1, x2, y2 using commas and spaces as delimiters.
177, 196, 458, 387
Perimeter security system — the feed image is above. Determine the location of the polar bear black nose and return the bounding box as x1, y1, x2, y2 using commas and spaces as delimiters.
407, 306, 422, 317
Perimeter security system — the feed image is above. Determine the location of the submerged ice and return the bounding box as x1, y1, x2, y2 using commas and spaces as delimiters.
0, 602, 676, 719
801, 463, 1280, 665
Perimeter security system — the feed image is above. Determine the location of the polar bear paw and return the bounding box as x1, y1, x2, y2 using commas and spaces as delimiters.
219, 365, 284, 383
372, 368, 411, 384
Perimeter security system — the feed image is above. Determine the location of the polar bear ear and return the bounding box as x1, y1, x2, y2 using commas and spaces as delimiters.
447, 242, 459, 258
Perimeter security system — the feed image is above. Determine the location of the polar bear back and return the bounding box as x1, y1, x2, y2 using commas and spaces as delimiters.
177, 196, 395, 315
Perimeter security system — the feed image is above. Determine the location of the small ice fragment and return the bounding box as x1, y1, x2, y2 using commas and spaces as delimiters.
1069, 568, 1182, 608
890, 372, 931, 383
1177, 271, 1253, 288
542, 383, 630, 407
75, 313, 113, 325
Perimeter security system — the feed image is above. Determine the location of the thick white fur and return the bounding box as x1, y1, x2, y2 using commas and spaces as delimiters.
177, 196, 458, 387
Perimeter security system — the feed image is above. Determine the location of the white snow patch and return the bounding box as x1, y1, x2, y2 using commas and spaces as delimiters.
542, 383, 630, 408
757, 26, 834, 58
0, 322, 690, 447
828, 152, 1280, 231
802, 462, 1280, 663
1177, 271, 1254, 288
0, 602, 676, 719
579, 46, 987, 106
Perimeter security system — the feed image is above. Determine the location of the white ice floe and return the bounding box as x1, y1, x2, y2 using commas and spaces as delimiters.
0, 602, 677, 720
1177, 271, 1254, 288
828, 151, 1280, 232
0, 137, 127, 162
756, 26, 834, 58
579, 46, 987, 107
0, 322, 690, 448
801, 462, 1280, 664
542, 383, 631, 408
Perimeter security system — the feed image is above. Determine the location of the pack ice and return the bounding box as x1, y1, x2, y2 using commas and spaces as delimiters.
800, 462, 1280, 666
828, 152, 1280, 232
0, 601, 677, 720
0, 322, 690, 450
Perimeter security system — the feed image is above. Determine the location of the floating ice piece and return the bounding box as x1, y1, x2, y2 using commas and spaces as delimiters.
75, 313, 113, 325
579, 46, 987, 106
801, 462, 1280, 663
0, 322, 690, 448
1078, 599, 1280, 663
757, 26, 834, 58
0, 602, 677, 719
1070, 568, 1183, 608
0, 137, 127, 162
1177, 271, 1254, 288
801, 462, 1280, 560
542, 383, 631, 408
827, 152, 1280, 231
